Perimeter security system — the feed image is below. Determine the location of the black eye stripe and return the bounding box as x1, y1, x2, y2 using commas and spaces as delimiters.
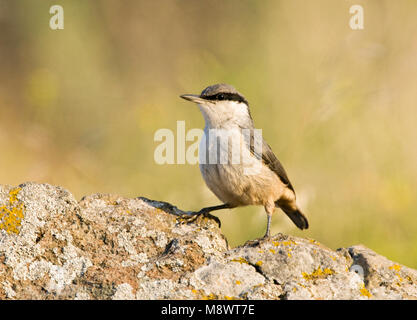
203, 93, 248, 105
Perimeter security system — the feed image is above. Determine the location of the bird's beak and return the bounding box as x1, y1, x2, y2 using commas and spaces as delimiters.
180, 94, 207, 104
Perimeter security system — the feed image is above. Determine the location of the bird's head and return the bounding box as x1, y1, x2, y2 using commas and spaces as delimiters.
180, 84, 252, 128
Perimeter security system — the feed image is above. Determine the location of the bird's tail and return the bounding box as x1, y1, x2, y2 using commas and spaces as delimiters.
279, 205, 309, 230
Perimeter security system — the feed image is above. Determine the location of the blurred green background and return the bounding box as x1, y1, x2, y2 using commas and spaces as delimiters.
1, 0, 416, 267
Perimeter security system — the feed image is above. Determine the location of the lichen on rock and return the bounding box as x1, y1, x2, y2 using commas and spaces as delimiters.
0, 182, 416, 300
0, 187, 24, 234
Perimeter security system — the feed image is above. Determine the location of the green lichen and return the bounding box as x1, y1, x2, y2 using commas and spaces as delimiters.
0, 188, 24, 235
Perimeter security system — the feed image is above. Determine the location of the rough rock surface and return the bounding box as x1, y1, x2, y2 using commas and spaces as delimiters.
0, 182, 416, 300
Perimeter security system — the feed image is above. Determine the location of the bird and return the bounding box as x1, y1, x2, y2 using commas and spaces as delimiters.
180, 84, 308, 239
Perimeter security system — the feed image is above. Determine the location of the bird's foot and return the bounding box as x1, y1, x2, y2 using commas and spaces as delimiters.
244, 233, 271, 247
261, 233, 271, 241
177, 209, 221, 228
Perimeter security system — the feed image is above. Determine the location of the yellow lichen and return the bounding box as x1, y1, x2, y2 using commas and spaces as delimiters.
235, 280, 241, 285
389, 264, 402, 272
269, 249, 276, 254
255, 260, 263, 267
202, 293, 217, 300
0, 188, 24, 235
389, 264, 404, 283
273, 239, 297, 247
9, 188, 20, 203
231, 257, 249, 265
282, 240, 297, 246
302, 267, 335, 281
396, 275, 404, 283
359, 285, 372, 298
202, 293, 238, 300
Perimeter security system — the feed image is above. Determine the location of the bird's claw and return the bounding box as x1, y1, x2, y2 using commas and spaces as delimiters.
261, 234, 271, 241
177, 210, 221, 228
244, 234, 271, 247
177, 211, 200, 224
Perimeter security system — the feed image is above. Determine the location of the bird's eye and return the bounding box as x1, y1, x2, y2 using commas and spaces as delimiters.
217, 94, 225, 100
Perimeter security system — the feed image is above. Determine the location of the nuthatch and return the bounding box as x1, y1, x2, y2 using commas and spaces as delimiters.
180, 84, 308, 239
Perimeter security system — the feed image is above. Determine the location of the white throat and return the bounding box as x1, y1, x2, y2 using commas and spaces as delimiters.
198, 100, 252, 129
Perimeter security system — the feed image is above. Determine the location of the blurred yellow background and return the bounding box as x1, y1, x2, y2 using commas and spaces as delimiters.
1, 0, 416, 267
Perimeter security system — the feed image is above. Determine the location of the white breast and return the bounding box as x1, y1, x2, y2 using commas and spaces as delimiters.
198, 126, 285, 207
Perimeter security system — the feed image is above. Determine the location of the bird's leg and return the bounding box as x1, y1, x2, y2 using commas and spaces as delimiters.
261, 202, 275, 240
244, 212, 272, 247
262, 212, 272, 239
196, 203, 232, 215
244, 204, 274, 246
178, 203, 232, 227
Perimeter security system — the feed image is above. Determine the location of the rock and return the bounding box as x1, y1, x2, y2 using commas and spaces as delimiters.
348, 245, 417, 299
0, 182, 416, 300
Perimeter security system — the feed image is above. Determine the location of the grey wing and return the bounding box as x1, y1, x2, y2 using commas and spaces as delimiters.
260, 139, 295, 192
247, 131, 295, 193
